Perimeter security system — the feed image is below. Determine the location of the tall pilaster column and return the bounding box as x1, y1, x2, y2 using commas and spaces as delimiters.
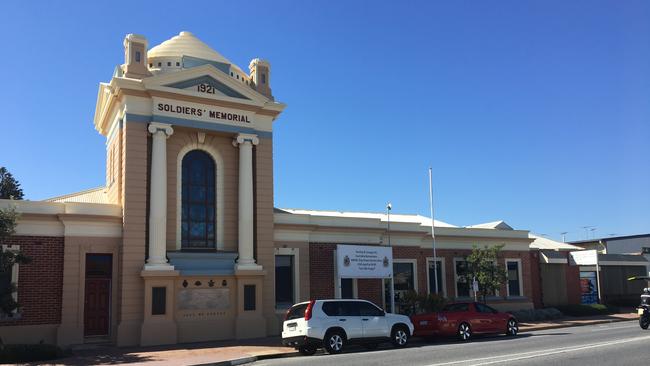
233, 133, 261, 270
145, 122, 174, 270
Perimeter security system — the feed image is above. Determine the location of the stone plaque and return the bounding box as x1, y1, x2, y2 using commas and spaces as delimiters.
178, 288, 230, 310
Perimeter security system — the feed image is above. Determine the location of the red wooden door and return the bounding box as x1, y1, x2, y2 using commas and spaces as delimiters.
84, 278, 110, 336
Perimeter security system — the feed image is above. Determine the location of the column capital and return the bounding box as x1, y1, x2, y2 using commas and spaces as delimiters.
232, 133, 259, 147
148, 122, 174, 137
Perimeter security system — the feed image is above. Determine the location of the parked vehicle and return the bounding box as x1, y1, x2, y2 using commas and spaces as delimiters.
281, 299, 414, 355
638, 287, 650, 329
410, 302, 518, 341
627, 277, 650, 330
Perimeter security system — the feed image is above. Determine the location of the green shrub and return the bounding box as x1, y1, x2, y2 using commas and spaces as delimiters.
400, 290, 448, 315
555, 304, 617, 317
0, 343, 68, 363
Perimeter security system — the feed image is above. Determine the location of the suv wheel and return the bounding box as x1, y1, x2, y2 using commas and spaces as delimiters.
323, 330, 345, 354
506, 319, 519, 336
458, 322, 472, 341
391, 326, 409, 348
298, 345, 317, 356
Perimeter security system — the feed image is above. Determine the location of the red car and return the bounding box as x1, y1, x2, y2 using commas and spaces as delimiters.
410, 302, 518, 341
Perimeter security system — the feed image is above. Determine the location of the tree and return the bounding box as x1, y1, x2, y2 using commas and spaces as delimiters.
0, 167, 24, 200
0, 208, 30, 316
461, 244, 507, 304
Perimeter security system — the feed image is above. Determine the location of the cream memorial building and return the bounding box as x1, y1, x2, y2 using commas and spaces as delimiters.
0, 32, 550, 347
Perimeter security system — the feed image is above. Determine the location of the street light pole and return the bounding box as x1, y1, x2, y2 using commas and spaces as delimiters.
387, 202, 395, 313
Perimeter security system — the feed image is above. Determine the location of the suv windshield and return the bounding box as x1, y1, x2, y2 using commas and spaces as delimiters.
286, 303, 308, 320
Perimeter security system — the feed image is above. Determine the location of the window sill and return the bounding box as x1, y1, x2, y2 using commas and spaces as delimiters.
505, 296, 528, 301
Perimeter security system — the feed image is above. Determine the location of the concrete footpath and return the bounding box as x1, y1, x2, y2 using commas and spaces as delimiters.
43, 312, 638, 366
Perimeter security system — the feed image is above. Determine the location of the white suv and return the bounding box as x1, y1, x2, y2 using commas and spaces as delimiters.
281, 299, 414, 355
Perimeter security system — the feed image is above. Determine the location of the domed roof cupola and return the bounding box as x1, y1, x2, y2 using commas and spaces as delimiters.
148, 31, 233, 65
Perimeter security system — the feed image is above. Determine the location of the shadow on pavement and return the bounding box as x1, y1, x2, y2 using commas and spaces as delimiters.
308, 332, 573, 358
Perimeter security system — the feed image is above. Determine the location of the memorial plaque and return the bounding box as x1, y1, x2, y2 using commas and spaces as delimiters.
178, 288, 230, 310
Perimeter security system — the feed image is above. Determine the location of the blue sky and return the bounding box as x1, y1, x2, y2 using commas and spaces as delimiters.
0, 1, 648, 242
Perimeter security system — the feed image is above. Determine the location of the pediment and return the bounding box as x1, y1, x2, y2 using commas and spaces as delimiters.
142, 64, 270, 105
165, 75, 250, 100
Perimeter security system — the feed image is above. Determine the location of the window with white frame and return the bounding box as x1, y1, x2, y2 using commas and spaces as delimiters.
427, 258, 445, 296
274, 248, 300, 309
393, 260, 417, 314
506, 259, 523, 297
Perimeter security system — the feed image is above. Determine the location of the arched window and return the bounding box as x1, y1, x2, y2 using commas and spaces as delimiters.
181, 150, 216, 249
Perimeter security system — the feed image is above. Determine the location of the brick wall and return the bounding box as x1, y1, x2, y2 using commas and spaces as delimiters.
0, 235, 64, 326
529, 251, 543, 308
309, 243, 384, 305
566, 258, 582, 305
309, 243, 335, 300
309, 244, 539, 306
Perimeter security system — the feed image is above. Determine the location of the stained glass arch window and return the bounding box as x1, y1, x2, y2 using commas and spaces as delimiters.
181, 150, 216, 249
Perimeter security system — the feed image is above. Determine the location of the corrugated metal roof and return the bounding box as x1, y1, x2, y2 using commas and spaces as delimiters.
275, 208, 457, 228
541, 250, 567, 259
45, 187, 109, 204
466, 221, 514, 230
530, 234, 583, 251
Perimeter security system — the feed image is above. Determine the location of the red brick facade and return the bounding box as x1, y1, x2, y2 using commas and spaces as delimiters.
566, 257, 582, 305
0, 236, 64, 326
310, 243, 539, 308
309, 243, 385, 305
529, 251, 543, 308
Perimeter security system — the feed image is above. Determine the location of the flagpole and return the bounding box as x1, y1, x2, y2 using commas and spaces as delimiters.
428, 167, 439, 294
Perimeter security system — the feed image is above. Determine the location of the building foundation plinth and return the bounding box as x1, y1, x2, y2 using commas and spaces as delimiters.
234, 269, 266, 339
140, 270, 180, 346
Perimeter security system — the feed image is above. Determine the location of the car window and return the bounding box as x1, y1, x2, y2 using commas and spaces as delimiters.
483, 304, 499, 313
475, 303, 493, 313
442, 303, 469, 312
341, 301, 360, 316
286, 303, 308, 320
322, 302, 339, 316
358, 301, 384, 316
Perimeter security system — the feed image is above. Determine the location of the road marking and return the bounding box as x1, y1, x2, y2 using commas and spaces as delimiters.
424, 335, 650, 366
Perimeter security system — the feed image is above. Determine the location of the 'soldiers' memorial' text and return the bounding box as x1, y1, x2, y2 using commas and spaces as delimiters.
157, 103, 251, 123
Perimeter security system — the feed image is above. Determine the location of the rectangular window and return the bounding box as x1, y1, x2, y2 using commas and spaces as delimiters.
455, 260, 470, 298
428, 259, 444, 295
0, 267, 11, 297
507, 260, 521, 297
275, 255, 294, 309
393, 261, 416, 314
151, 287, 166, 315
244, 285, 256, 311
135, 51, 141, 63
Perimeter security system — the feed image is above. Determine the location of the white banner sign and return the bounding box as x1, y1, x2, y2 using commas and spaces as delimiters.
336, 245, 393, 279
570, 250, 598, 266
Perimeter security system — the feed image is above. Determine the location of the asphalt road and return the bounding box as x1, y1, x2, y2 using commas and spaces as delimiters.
252, 320, 650, 366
